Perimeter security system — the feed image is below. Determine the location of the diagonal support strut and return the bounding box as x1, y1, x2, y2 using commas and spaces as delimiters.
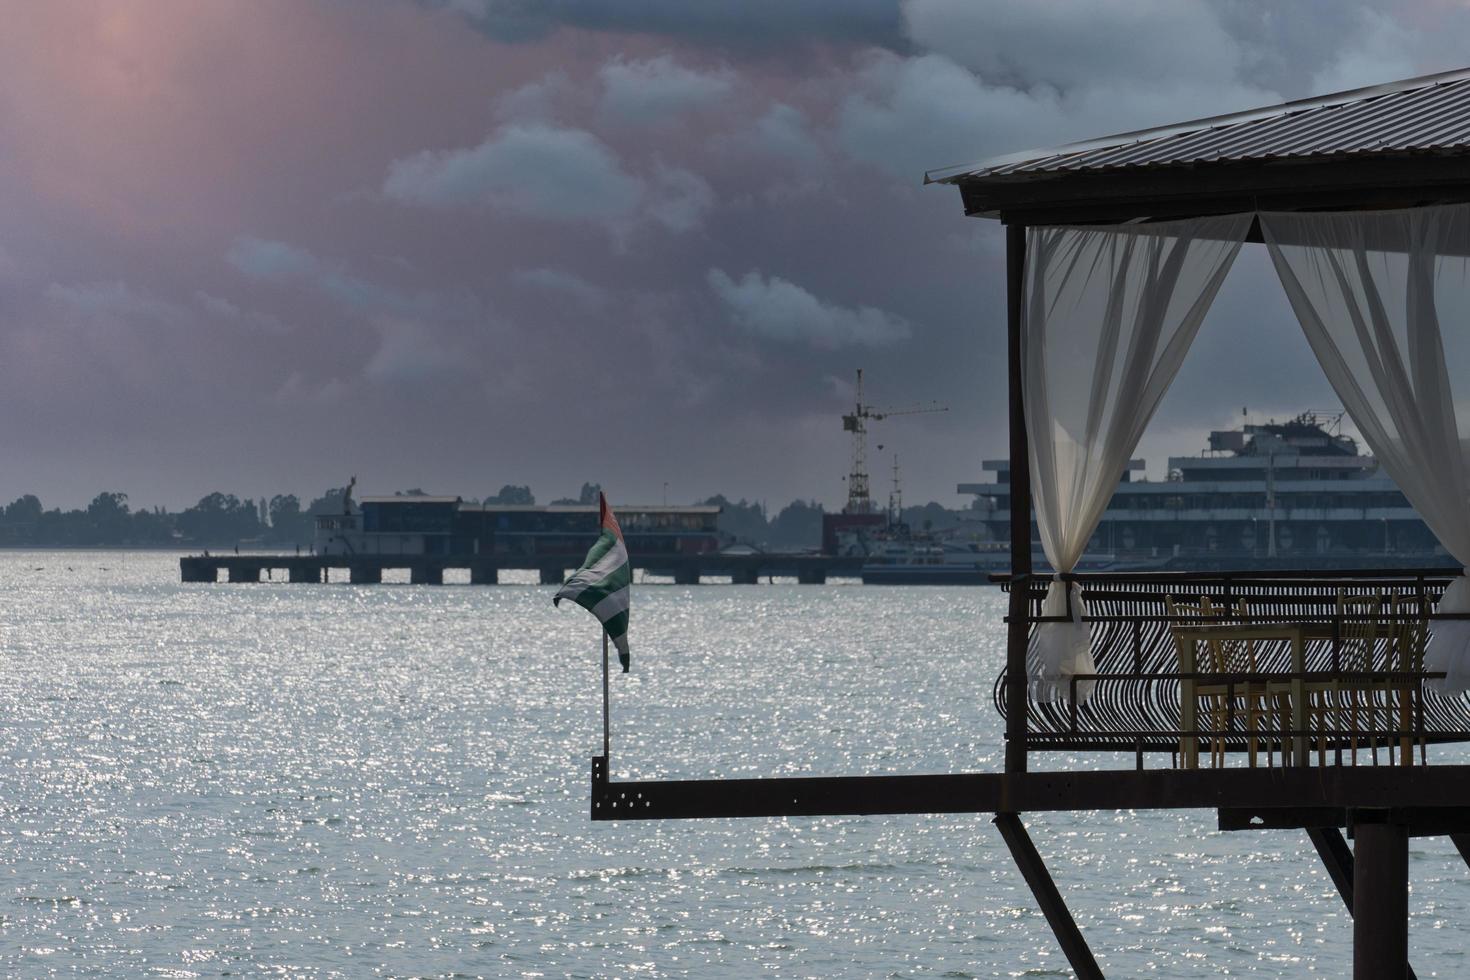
994, 812, 1103, 980
1449, 832, 1470, 868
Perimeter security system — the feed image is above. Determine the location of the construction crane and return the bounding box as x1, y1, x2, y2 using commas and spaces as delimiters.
842, 369, 947, 514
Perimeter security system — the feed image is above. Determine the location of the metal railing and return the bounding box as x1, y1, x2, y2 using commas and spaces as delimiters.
991, 568, 1470, 762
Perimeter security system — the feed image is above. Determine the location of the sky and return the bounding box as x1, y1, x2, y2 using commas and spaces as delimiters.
3, 1, 1469, 511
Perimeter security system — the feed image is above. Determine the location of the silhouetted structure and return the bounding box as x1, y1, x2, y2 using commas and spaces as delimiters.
592, 68, 1470, 978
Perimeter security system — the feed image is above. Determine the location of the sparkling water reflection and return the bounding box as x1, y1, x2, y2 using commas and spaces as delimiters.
0, 552, 1466, 976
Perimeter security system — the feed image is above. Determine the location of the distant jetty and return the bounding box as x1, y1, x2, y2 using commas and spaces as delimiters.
179, 551, 859, 585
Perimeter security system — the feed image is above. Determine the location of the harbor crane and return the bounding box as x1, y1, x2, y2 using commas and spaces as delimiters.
842, 368, 947, 514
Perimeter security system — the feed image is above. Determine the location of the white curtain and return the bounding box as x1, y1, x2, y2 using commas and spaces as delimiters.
1261, 205, 1470, 692
1024, 214, 1253, 701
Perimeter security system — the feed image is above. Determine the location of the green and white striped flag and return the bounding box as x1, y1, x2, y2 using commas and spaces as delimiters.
553, 492, 631, 671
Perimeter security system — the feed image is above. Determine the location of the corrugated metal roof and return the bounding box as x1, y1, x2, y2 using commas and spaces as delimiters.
926, 66, 1470, 184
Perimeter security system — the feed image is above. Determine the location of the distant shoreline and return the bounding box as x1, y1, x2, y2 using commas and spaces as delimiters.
0, 544, 302, 552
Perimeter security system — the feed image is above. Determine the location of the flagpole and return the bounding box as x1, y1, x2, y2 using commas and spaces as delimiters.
602, 630, 611, 764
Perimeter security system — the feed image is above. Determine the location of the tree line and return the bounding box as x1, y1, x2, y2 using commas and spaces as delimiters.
0, 488, 350, 548
0, 482, 979, 550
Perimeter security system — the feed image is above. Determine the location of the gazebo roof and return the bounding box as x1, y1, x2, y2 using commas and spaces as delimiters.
928, 67, 1470, 225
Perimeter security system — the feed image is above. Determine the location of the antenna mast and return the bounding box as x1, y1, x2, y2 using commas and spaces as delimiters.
841, 369, 947, 514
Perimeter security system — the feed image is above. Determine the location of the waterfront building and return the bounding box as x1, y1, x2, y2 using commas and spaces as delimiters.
314, 496, 721, 562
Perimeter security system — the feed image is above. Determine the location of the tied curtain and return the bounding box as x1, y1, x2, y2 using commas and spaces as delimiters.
1024, 214, 1252, 702
1260, 205, 1470, 693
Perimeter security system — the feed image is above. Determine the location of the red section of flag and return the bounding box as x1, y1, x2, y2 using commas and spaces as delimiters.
599, 491, 624, 541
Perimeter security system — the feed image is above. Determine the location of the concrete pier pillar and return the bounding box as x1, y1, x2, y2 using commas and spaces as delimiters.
228, 565, 260, 583
470, 564, 499, 585
350, 565, 382, 584
797, 568, 827, 585
180, 559, 215, 583
731, 567, 759, 585
289, 565, 318, 583
539, 567, 564, 586
411, 564, 444, 585
673, 567, 700, 586
1353, 813, 1409, 980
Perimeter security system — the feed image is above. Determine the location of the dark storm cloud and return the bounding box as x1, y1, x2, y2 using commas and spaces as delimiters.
4, 1, 1469, 511
427, 0, 908, 51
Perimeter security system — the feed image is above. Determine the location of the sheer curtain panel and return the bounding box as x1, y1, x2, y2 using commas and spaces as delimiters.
1023, 214, 1252, 702
1261, 205, 1470, 692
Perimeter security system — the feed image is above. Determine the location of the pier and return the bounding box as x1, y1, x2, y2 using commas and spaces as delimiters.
590, 68, 1470, 977
180, 552, 861, 585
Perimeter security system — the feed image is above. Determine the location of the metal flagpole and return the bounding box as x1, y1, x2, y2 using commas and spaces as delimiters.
602, 630, 611, 763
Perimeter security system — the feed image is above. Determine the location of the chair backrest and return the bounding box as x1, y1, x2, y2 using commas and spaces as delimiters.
1221, 599, 1255, 673
1391, 591, 1428, 672
1166, 595, 1245, 673
1335, 590, 1384, 671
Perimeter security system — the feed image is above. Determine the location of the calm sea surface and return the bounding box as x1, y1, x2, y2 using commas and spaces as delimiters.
1, 550, 1468, 977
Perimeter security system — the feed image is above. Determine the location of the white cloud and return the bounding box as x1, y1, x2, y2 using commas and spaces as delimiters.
1308, 11, 1419, 95
513, 267, 608, 308
598, 55, 733, 125
384, 124, 639, 219
383, 123, 713, 234
707, 268, 911, 349
226, 236, 485, 323
494, 71, 570, 123
838, 52, 1060, 180
902, 0, 1242, 94
364, 318, 462, 385
227, 237, 321, 283
750, 103, 823, 166
716, 103, 825, 171
838, 48, 1275, 181
45, 281, 189, 325
645, 165, 714, 234
195, 291, 291, 334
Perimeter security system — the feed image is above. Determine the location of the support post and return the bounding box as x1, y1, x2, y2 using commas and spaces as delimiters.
349, 564, 382, 584
411, 564, 444, 585
602, 631, 610, 764
994, 813, 1102, 980
1308, 826, 1417, 980
540, 567, 564, 586
1353, 813, 1409, 980
1004, 221, 1032, 774
470, 564, 498, 585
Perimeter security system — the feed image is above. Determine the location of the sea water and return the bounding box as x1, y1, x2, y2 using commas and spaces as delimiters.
0, 551, 1466, 977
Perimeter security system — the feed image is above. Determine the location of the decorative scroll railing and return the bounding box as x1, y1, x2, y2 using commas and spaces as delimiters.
992, 569, 1470, 761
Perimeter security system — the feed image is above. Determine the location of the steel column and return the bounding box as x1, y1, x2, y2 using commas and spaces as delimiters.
1353, 814, 1409, 980
994, 812, 1102, 979
1004, 221, 1031, 774
1307, 826, 1417, 980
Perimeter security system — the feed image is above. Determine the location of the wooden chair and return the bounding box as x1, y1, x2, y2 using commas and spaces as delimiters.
1168, 596, 1281, 767
1387, 591, 1429, 766
1303, 591, 1384, 766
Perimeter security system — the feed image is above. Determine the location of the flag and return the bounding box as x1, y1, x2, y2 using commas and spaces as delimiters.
553, 491, 631, 671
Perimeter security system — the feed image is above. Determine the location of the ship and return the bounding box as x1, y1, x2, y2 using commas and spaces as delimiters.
960, 412, 1451, 571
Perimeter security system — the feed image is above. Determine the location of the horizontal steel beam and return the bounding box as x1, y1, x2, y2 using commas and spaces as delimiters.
1221, 806, 1470, 836
592, 762, 1470, 821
